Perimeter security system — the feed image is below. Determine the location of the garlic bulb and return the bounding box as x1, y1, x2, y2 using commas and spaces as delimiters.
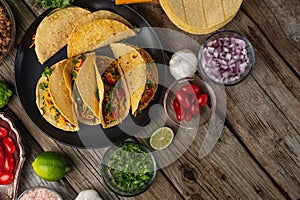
75, 189, 102, 200
169, 49, 198, 80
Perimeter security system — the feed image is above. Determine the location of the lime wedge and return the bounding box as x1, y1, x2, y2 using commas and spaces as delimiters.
150, 127, 174, 150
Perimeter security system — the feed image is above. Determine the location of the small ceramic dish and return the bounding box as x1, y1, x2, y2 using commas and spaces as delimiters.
0, 113, 26, 200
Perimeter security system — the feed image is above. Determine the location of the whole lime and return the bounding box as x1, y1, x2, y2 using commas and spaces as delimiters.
32, 151, 71, 181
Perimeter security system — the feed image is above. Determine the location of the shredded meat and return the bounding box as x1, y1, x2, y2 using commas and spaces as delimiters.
0, 5, 11, 61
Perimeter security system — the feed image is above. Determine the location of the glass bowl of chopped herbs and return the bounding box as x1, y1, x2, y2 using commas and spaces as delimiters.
100, 141, 156, 197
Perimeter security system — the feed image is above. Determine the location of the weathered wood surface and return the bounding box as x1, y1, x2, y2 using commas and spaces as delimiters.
0, 0, 299, 199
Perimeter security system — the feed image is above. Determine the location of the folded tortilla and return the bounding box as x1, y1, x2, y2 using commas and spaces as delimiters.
133, 48, 158, 116
69, 10, 132, 42
67, 19, 136, 58
35, 7, 90, 64
36, 60, 79, 131
64, 52, 101, 125
110, 43, 147, 115
95, 55, 130, 128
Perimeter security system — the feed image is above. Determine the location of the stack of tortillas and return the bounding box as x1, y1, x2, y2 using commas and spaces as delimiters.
159, 0, 243, 34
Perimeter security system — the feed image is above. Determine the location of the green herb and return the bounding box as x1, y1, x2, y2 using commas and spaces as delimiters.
0, 81, 12, 109
105, 143, 154, 192
38, 0, 74, 8
42, 67, 53, 79
39, 82, 48, 90
131, 25, 141, 33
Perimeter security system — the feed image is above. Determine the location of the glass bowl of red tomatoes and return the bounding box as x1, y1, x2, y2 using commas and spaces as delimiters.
163, 75, 216, 129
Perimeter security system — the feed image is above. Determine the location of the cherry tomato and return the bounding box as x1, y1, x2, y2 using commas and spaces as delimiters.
4, 153, 14, 171
143, 88, 154, 103
0, 171, 14, 185
106, 74, 116, 85
197, 94, 208, 107
181, 84, 200, 95
185, 110, 192, 122
0, 145, 4, 167
0, 127, 8, 138
3, 137, 15, 154
173, 98, 184, 121
190, 103, 200, 116
175, 90, 191, 109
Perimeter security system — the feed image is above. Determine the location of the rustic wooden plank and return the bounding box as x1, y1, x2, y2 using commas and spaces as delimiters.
2, 109, 77, 199
136, 120, 286, 199
242, 0, 300, 75
223, 11, 300, 200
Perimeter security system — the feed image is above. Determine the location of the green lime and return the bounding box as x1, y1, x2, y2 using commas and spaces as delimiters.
32, 151, 71, 181
150, 127, 174, 150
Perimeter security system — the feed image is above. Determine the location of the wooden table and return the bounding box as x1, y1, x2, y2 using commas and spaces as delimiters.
1, 0, 299, 199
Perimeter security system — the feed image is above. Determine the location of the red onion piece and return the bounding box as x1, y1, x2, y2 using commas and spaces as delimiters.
201, 36, 250, 84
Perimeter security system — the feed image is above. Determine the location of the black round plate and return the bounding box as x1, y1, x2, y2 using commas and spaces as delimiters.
14, 0, 166, 148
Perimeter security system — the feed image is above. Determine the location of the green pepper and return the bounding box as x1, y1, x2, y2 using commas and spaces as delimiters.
0, 81, 12, 109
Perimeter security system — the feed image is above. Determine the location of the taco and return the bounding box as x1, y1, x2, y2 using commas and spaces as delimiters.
36, 60, 79, 132
69, 10, 132, 41
35, 7, 90, 64
95, 55, 130, 128
133, 48, 158, 116
63, 52, 101, 125
67, 19, 136, 58
110, 43, 147, 115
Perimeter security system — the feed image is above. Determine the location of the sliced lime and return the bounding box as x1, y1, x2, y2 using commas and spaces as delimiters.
150, 127, 174, 150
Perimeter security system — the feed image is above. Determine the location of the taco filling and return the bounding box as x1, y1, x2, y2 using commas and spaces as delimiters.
134, 49, 158, 115
98, 58, 127, 125
38, 67, 76, 129
70, 54, 99, 123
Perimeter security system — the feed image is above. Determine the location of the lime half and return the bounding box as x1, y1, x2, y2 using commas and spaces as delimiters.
32, 151, 71, 181
150, 127, 174, 150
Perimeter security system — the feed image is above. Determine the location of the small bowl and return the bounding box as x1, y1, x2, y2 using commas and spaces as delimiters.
0, 0, 16, 63
18, 186, 63, 200
100, 141, 156, 197
0, 113, 25, 200
198, 30, 255, 85
163, 75, 216, 129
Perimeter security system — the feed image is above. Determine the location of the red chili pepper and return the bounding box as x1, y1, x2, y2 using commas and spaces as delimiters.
0, 127, 8, 138
0, 171, 14, 185
4, 153, 14, 172
3, 137, 15, 154
0, 145, 4, 167
197, 94, 208, 107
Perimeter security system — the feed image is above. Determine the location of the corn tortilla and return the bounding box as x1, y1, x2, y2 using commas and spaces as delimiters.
35, 7, 90, 64
110, 43, 147, 115
67, 19, 136, 58
69, 10, 132, 41
159, 0, 243, 34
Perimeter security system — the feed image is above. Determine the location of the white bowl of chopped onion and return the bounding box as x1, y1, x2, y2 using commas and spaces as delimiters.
199, 30, 255, 85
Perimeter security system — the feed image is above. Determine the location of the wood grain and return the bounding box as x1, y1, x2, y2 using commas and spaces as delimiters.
0, 0, 298, 199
